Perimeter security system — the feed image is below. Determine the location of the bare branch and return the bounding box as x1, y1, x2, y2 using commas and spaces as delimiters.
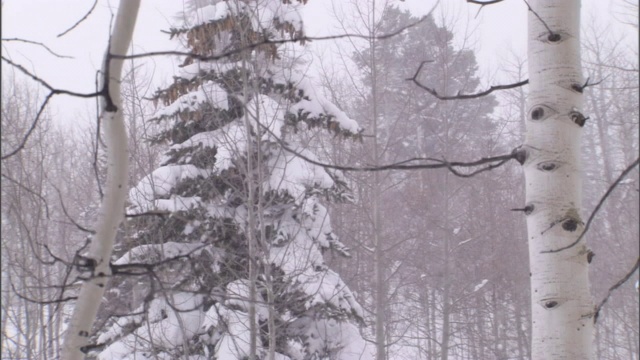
1, 92, 53, 160
259, 122, 516, 176
0, 56, 103, 98
1, 37, 73, 58
584, 62, 639, 73
523, 0, 558, 40
3, 19, 419, 106
571, 76, 608, 93
42, 244, 74, 267
543, 157, 640, 253
0, 173, 51, 218
51, 184, 96, 234
466, 0, 504, 4
407, 60, 529, 100
1, 20, 419, 161
593, 257, 640, 323
467, 0, 505, 17
114, 17, 428, 62
46, 240, 89, 316
57, 0, 98, 38
0, 55, 113, 160
9, 279, 77, 305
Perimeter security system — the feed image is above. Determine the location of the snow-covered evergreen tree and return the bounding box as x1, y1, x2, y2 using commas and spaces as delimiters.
95, 1, 371, 359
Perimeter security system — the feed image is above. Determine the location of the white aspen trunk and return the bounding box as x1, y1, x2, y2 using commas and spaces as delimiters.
60, 1, 139, 358
524, 1, 594, 359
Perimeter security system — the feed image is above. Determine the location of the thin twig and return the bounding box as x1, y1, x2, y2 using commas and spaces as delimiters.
2, 38, 73, 58
522, 0, 556, 37
1, 92, 54, 160
51, 184, 96, 234
48, 240, 89, 316
593, 257, 640, 323
57, 0, 98, 38
0, 173, 51, 219
543, 157, 640, 253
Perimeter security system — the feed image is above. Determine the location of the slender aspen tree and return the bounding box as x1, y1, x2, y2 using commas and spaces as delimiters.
523, 1, 594, 358
60, 1, 140, 358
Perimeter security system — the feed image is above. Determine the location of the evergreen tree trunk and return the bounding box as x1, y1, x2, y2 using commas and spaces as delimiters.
60, 1, 139, 358
524, 1, 594, 358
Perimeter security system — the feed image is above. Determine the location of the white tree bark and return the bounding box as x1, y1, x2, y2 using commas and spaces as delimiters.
60, 1, 140, 358
524, 1, 594, 358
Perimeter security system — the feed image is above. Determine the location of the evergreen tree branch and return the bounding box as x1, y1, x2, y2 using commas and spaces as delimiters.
543, 157, 640, 253
407, 60, 529, 100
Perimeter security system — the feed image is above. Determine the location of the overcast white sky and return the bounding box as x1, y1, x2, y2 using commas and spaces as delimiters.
2, 0, 637, 128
